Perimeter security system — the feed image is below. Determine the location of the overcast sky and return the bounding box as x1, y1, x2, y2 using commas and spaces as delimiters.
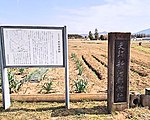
0, 0, 150, 34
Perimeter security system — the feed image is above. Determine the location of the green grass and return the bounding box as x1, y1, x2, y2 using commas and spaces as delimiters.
132, 46, 150, 54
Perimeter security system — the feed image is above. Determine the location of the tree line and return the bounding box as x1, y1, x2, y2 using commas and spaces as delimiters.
132, 34, 150, 38
88, 28, 107, 40
68, 34, 83, 39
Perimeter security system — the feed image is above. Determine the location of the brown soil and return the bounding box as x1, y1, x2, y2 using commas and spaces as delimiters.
5, 39, 150, 95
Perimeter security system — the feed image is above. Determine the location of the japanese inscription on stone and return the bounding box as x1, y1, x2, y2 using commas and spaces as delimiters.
114, 40, 128, 102
3, 28, 63, 66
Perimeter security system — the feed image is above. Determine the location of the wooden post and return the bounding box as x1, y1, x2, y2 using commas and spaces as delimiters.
108, 32, 131, 113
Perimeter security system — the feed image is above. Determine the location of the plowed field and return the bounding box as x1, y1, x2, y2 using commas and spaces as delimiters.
4, 39, 149, 95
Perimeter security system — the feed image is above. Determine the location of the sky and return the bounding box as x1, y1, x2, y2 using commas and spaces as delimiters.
0, 0, 150, 34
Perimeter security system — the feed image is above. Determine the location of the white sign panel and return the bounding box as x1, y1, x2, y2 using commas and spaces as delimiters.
3, 28, 63, 66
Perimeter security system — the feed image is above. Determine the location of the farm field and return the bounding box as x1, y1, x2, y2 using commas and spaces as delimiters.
4, 39, 149, 95
68, 39, 150, 93
0, 39, 150, 120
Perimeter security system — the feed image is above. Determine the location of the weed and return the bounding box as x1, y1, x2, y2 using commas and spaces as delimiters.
74, 79, 88, 93
8, 71, 22, 93
71, 53, 76, 60
78, 66, 84, 75
19, 68, 25, 74
23, 68, 48, 83
76, 59, 82, 69
40, 81, 53, 94
71, 53, 84, 76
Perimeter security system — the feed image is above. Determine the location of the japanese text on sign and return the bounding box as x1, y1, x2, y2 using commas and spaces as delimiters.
3, 28, 64, 66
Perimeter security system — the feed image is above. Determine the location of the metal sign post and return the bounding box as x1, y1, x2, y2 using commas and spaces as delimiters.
0, 60, 11, 109
64, 26, 70, 109
0, 25, 69, 109
0, 28, 11, 109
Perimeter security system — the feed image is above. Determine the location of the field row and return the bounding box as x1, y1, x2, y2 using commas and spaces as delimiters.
0, 40, 149, 95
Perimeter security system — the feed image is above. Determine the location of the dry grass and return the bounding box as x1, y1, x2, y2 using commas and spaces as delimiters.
0, 101, 150, 120
0, 101, 109, 120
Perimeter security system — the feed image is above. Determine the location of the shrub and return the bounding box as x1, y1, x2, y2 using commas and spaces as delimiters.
74, 79, 88, 93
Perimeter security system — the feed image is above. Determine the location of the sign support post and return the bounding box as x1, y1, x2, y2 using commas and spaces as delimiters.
64, 26, 70, 109
1, 68, 11, 109
0, 28, 11, 109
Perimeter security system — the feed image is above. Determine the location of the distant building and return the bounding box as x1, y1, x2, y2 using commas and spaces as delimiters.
142, 37, 150, 40
132, 37, 150, 41
131, 38, 143, 41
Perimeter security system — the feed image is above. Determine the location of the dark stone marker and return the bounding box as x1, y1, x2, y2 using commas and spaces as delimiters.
145, 88, 150, 95
108, 32, 131, 113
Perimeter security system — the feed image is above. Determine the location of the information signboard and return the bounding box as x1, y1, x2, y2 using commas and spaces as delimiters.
4, 29, 63, 66
2, 27, 65, 67
0, 26, 69, 109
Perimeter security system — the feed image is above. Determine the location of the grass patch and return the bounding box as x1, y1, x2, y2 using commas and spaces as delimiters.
133, 46, 150, 54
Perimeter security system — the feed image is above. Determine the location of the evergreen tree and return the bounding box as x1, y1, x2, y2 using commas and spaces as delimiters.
94, 28, 99, 40
88, 31, 93, 40
100, 35, 105, 40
